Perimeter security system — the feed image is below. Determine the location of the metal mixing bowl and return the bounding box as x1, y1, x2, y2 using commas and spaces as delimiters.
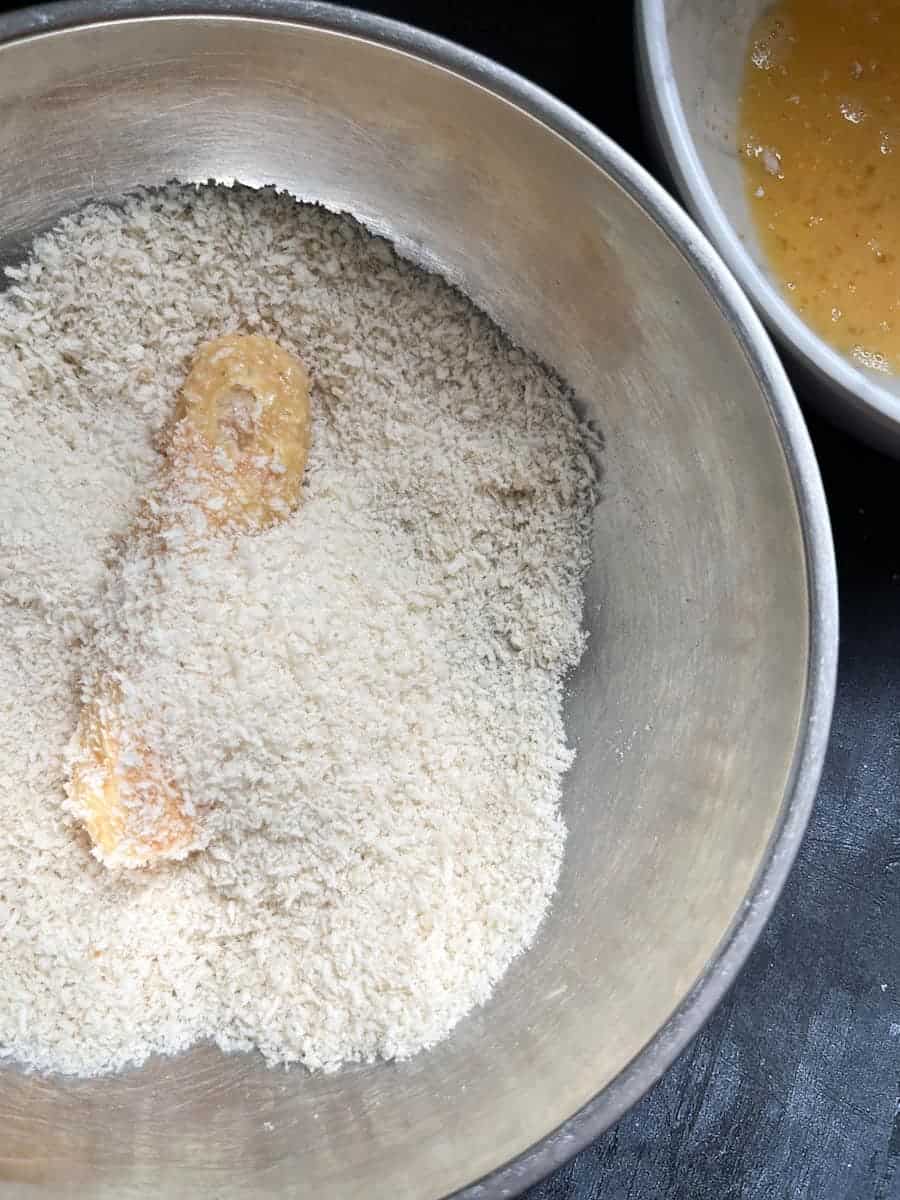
0, 2, 837, 1196
637, 0, 900, 456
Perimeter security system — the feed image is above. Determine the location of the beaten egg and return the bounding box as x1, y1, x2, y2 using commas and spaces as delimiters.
740, 0, 900, 373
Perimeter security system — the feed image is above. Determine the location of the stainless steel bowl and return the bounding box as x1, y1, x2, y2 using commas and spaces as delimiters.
0, 3, 837, 1197
637, 0, 900, 455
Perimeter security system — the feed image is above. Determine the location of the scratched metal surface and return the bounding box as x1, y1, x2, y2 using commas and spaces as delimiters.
353, 2, 900, 1198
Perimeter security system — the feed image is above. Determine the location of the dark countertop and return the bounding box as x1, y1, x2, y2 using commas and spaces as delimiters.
355, 3, 900, 1198
8, 1, 898, 1195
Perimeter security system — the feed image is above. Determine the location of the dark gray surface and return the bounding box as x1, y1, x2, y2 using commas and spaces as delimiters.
3, 0, 890, 1195
350, 3, 899, 1198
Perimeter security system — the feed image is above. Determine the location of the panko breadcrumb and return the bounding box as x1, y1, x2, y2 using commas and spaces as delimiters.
0, 184, 599, 1076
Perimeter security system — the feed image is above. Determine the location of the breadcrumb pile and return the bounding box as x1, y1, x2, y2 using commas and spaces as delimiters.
0, 184, 599, 1076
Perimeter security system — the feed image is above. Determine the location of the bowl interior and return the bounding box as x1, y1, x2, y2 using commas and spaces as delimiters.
0, 9, 822, 1199
643, 0, 900, 449
666, 1, 767, 230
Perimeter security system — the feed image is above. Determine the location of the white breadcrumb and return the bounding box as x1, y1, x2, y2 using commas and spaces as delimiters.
0, 184, 599, 1076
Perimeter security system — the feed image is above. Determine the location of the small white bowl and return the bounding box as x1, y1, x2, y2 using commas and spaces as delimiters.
637, 0, 900, 456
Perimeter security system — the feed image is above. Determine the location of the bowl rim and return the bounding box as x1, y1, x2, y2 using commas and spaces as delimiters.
0, 1, 839, 1196
636, 0, 900, 446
